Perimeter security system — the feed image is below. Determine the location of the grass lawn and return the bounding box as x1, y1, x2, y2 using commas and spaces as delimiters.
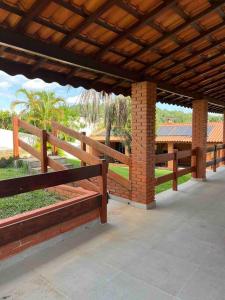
0, 167, 64, 219
109, 164, 191, 194
67, 158, 191, 194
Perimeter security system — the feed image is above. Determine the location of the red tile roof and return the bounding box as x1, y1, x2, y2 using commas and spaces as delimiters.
156, 122, 223, 143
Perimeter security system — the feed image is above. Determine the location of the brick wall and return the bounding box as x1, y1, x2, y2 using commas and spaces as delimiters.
91, 176, 131, 200
192, 99, 208, 179
167, 142, 174, 170
131, 81, 156, 207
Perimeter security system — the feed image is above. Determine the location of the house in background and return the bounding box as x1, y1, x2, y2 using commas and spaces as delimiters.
90, 122, 223, 168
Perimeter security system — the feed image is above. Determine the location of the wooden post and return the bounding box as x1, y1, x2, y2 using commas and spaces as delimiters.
12, 116, 19, 159
172, 149, 178, 191
52, 125, 58, 155
213, 145, 217, 172
40, 130, 48, 173
99, 159, 107, 224
81, 131, 86, 167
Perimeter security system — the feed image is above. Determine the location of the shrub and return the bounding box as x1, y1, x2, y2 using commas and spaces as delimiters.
0, 156, 14, 168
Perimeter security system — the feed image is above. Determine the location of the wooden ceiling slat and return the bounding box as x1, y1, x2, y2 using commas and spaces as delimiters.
199, 78, 225, 92
178, 61, 225, 86
0, 0, 225, 112
141, 19, 225, 75
16, 0, 50, 31
164, 50, 225, 83
95, 0, 176, 58
0, 56, 130, 96
153, 36, 225, 77
60, 0, 116, 47
123, 1, 225, 69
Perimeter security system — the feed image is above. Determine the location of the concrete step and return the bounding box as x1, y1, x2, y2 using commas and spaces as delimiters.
18, 156, 69, 169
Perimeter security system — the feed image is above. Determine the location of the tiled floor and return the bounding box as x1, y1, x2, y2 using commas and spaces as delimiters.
1, 169, 225, 299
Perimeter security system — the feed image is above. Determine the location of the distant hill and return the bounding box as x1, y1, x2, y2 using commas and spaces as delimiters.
156, 108, 222, 124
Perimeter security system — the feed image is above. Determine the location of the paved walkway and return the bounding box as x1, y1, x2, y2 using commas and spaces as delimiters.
1, 169, 225, 299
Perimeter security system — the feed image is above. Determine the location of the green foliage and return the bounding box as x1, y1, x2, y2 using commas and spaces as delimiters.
0, 156, 14, 168
79, 89, 130, 148
0, 110, 13, 130
11, 89, 66, 130
109, 164, 191, 194
156, 107, 222, 123
0, 167, 65, 219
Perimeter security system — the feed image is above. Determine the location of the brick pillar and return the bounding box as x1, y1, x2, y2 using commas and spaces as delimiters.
131, 81, 156, 209
223, 111, 225, 165
167, 142, 174, 170
192, 99, 208, 179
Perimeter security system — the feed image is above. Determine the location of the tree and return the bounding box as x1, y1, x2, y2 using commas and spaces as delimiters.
0, 110, 12, 130
79, 89, 130, 147
11, 89, 66, 130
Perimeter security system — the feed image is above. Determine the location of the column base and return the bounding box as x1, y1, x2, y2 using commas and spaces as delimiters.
191, 177, 207, 182
109, 194, 156, 210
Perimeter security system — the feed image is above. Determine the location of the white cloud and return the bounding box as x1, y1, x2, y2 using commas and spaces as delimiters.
66, 95, 81, 104
22, 78, 60, 90
0, 81, 11, 89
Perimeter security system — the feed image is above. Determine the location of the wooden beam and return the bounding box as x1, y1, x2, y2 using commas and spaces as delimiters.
162, 48, 225, 82
0, 165, 102, 198
96, 0, 176, 58
0, 27, 137, 81
123, 1, 225, 68
0, 195, 101, 247
60, 0, 115, 47
0, 28, 224, 109
0, 57, 130, 96
177, 61, 225, 86
16, 0, 50, 31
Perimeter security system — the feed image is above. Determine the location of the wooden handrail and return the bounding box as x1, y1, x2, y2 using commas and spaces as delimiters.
156, 148, 196, 164
51, 121, 130, 166
18, 119, 42, 137
0, 165, 102, 198
108, 169, 131, 190
47, 133, 101, 166
11, 117, 108, 224
18, 139, 41, 161
155, 148, 197, 190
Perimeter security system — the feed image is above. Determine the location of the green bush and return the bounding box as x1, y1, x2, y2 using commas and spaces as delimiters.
0, 156, 14, 168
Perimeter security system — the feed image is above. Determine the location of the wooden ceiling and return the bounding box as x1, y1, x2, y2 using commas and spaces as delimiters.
0, 0, 225, 112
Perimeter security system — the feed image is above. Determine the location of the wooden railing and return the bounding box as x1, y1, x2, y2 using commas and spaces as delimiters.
206, 144, 225, 172
13, 117, 105, 192
12, 116, 108, 222
155, 149, 197, 191
51, 121, 131, 191
0, 164, 107, 246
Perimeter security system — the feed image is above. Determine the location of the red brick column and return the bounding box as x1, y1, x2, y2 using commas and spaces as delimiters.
167, 142, 174, 170
131, 81, 156, 209
192, 99, 208, 179
223, 111, 225, 165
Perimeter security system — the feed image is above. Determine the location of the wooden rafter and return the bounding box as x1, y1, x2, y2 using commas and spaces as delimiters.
95, 0, 176, 58
60, 0, 116, 47
16, 0, 50, 31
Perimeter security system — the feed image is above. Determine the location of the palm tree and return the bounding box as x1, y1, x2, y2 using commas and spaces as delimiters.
11, 89, 66, 130
79, 89, 130, 148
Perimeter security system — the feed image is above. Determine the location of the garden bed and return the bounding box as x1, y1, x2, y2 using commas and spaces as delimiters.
0, 167, 66, 219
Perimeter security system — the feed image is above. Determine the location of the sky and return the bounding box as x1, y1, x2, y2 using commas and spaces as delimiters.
0, 70, 191, 112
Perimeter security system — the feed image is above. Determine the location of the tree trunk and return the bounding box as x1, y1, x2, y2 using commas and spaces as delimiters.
105, 121, 111, 162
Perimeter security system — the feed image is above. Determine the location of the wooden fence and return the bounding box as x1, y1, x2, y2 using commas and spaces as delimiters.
206, 144, 225, 172
51, 121, 131, 191
0, 164, 107, 246
11, 116, 107, 223
155, 149, 197, 191
51, 121, 198, 193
